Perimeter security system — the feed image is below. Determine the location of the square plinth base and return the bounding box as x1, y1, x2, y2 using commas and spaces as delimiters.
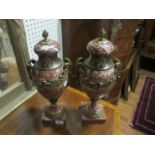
80, 104, 107, 124
42, 112, 66, 127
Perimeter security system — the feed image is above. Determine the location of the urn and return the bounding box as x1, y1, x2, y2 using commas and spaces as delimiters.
76, 30, 121, 122
27, 30, 71, 124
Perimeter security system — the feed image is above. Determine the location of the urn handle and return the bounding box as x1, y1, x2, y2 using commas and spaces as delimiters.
75, 57, 85, 85
113, 58, 121, 78
27, 59, 36, 80
63, 57, 72, 71
75, 57, 84, 68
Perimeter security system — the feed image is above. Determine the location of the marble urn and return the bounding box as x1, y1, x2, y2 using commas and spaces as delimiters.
76, 30, 121, 122
27, 30, 71, 124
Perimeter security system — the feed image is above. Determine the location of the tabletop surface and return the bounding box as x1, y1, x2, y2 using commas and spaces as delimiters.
0, 87, 120, 135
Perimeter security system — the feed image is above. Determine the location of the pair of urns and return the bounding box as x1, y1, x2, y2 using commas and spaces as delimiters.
27, 30, 121, 124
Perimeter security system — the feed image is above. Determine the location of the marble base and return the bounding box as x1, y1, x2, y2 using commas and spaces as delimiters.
42, 112, 66, 126
80, 103, 107, 124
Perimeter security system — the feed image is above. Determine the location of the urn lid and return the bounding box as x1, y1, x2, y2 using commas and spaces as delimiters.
87, 29, 115, 56
34, 30, 61, 57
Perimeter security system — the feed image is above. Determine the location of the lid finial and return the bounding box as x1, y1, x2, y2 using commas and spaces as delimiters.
101, 28, 106, 38
42, 30, 48, 41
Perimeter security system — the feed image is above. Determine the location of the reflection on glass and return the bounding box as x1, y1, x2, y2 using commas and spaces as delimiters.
0, 20, 21, 93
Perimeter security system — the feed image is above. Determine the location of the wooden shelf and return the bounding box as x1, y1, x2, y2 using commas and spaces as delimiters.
140, 49, 155, 59
0, 87, 120, 135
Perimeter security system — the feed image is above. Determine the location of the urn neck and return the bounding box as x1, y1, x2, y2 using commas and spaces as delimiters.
36, 54, 63, 70
84, 54, 113, 71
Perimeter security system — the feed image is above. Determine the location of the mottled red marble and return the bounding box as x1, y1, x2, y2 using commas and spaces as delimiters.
34, 40, 61, 57
87, 38, 114, 56
34, 67, 63, 80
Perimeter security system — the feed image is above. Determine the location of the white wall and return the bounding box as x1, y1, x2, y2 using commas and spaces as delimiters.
23, 19, 63, 60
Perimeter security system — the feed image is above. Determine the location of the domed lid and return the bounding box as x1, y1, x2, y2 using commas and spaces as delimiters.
34, 30, 61, 57
87, 29, 114, 56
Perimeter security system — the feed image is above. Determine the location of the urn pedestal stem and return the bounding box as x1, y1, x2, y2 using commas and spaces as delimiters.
50, 98, 58, 107
81, 99, 105, 121
90, 98, 98, 108
44, 100, 65, 120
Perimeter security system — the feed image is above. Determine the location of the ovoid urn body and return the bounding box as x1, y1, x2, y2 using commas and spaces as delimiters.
27, 30, 71, 119
76, 32, 120, 119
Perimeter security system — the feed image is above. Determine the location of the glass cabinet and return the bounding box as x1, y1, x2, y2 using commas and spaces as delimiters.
0, 19, 34, 121
0, 20, 21, 92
